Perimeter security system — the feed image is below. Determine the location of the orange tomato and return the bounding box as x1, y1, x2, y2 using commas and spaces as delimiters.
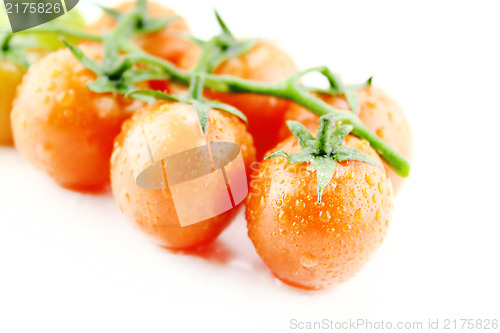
246, 133, 393, 289
111, 102, 256, 249
281, 86, 412, 193
11, 44, 143, 190
206, 41, 297, 159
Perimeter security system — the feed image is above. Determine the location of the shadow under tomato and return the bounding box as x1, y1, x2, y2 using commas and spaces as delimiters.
166, 239, 235, 265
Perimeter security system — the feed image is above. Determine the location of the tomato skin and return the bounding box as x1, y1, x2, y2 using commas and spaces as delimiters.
11, 44, 143, 190
0, 59, 25, 146
88, 1, 198, 70
246, 134, 393, 289
206, 41, 297, 159
281, 86, 412, 193
111, 102, 256, 249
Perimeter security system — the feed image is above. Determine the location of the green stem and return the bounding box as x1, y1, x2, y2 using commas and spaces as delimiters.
118, 53, 410, 176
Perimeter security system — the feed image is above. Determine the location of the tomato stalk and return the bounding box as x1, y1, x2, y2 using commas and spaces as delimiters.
55, 1, 411, 178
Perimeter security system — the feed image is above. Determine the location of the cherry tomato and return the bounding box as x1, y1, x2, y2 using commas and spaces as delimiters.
281, 86, 412, 193
0, 59, 25, 145
11, 44, 143, 190
111, 102, 256, 249
246, 133, 393, 289
88, 1, 198, 70
206, 41, 297, 159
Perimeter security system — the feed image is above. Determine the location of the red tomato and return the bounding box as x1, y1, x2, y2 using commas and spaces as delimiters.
111, 102, 256, 249
246, 133, 393, 289
11, 44, 143, 190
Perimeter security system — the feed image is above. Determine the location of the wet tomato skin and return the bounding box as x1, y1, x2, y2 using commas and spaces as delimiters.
88, 1, 198, 70
246, 134, 393, 289
111, 102, 256, 249
281, 86, 412, 193
0, 59, 25, 146
11, 44, 143, 190
206, 41, 297, 159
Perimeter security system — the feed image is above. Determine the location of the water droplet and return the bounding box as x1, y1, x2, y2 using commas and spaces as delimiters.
365, 173, 376, 186
342, 224, 351, 233
300, 253, 318, 268
348, 189, 356, 198
376, 209, 383, 222
296, 199, 305, 210
378, 182, 385, 193
372, 193, 379, 203
274, 157, 285, 165
319, 210, 331, 222
354, 208, 363, 222
283, 194, 291, 203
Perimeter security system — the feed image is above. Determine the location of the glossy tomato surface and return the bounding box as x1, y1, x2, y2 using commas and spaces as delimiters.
11, 44, 143, 190
246, 133, 393, 289
111, 102, 256, 249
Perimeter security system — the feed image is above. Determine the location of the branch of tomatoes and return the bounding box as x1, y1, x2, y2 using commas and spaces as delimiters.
9, 0, 411, 180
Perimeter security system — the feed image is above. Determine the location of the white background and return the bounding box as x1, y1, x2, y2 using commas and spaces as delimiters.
1, 0, 500, 332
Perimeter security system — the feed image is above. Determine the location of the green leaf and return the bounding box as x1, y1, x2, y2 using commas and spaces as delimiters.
122, 70, 166, 83
94, 4, 123, 21
286, 121, 315, 150
265, 150, 311, 164
206, 101, 247, 123
87, 76, 115, 93
208, 38, 258, 72
140, 16, 179, 34
312, 156, 337, 203
333, 147, 380, 167
214, 10, 233, 38
327, 124, 354, 150
63, 40, 103, 75
178, 33, 206, 47
366, 76, 373, 85
102, 32, 119, 73
125, 89, 181, 102
190, 100, 210, 134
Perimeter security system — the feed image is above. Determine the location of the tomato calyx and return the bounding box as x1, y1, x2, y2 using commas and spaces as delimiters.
95, 0, 178, 37
126, 88, 247, 133
265, 114, 380, 203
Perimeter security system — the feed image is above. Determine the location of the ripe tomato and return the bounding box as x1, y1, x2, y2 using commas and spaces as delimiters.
11, 44, 143, 190
281, 86, 412, 193
246, 133, 393, 289
88, 1, 198, 70
0, 59, 25, 145
111, 102, 256, 249
206, 41, 297, 159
